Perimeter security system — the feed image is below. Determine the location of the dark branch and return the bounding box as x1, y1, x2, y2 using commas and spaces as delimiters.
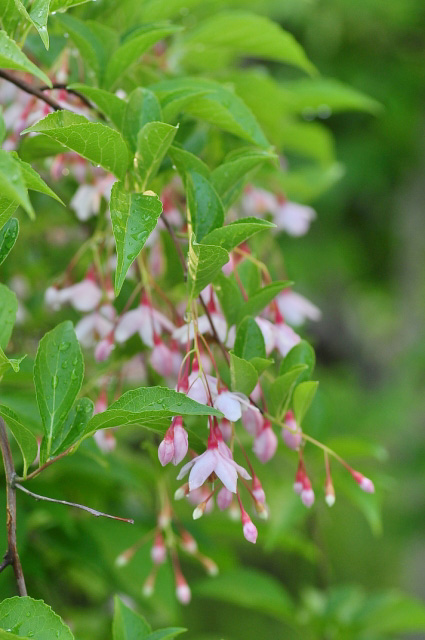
0, 69, 62, 111
0, 418, 27, 596
15, 483, 134, 524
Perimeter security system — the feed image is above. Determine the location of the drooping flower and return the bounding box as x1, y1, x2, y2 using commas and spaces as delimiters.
114, 296, 175, 347
276, 289, 321, 326
150, 531, 166, 565
45, 272, 102, 313
282, 410, 302, 450
158, 417, 188, 466
75, 304, 116, 348
177, 428, 250, 493
150, 334, 175, 377
253, 420, 278, 463
274, 197, 316, 236
70, 174, 115, 221
351, 470, 375, 493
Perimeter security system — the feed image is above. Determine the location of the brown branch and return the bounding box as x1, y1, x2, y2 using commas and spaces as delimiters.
15, 483, 134, 524
0, 418, 27, 596
15, 448, 70, 483
0, 69, 62, 111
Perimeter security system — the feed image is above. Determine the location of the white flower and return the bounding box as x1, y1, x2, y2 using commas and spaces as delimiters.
276, 290, 321, 326
275, 201, 316, 236
114, 303, 174, 347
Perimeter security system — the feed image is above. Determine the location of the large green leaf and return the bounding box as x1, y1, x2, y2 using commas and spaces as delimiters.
12, 154, 64, 205
213, 272, 244, 327
230, 352, 258, 396
83, 386, 222, 436
237, 281, 291, 323
112, 596, 151, 640
68, 84, 127, 130
104, 23, 181, 89
136, 121, 178, 189
50, 0, 94, 10
0, 196, 18, 230
23, 112, 130, 179
123, 87, 162, 152
0, 284, 17, 349
0, 0, 21, 39
0, 217, 18, 265
233, 316, 266, 361
293, 380, 318, 424
110, 182, 163, 295
0, 404, 38, 477
193, 568, 294, 620
0, 596, 74, 639
168, 146, 209, 178
145, 631, 186, 640
203, 218, 275, 253
186, 171, 224, 241
33, 321, 84, 460
153, 77, 269, 147
0, 30, 51, 85
269, 364, 308, 415
279, 340, 315, 382
0, 150, 34, 218
14, 0, 50, 48
188, 237, 229, 299
51, 396, 94, 456
181, 11, 315, 75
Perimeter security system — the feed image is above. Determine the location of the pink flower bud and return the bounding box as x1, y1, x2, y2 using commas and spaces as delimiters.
301, 488, 315, 508
253, 421, 278, 463
181, 530, 197, 554
351, 470, 375, 493
241, 511, 258, 544
241, 406, 263, 436
150, 339, 174, 377
172, 421, 188, 465
217, 486, 233, 511
158, 432, 174, 466
151, 532, 166, 565
282, 411, 302, 450
175, 574, 191, 605
252, 475, 266, 504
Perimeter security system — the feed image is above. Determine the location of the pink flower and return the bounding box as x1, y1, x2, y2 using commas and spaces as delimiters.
275, 198, 316, 236
186, 487, 214, 514
253, 420, 278, 463
255, 317, 275, 355
241, 186, 277, 216
70, 174, 115, 221
158, 417, 188, 466
273, 318, 301, 357
172, 312, 228, 344
175, 573, 191, 605
252, 475, 266, 504
94, 333, 115, 361
213, 389, 250, 422
217, 486, 233, 511
75, 304, 116, 348
282, 410, 302, 450
94, 429, 116, 453
150, 336, 174, 377
177, 431, 250, 493
276, 289, 321, 326
45, 275, 102, 312
241, 406, 263, 436
114, 298, 175, 347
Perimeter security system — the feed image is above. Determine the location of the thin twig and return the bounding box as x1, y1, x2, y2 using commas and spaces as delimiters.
38, 83, 104, 117
15, 483, 134, 524
0, 69, 62, 111
15, 448, 70, 483
0, 418, 27, 595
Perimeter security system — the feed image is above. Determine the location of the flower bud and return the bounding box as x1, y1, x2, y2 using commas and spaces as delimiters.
241, 510, 258, 544
175, 574, 191, 605
150, 532, 166, 565
216, 486, 233, 511
351, 470, 375, 493
253, 420, 278, 463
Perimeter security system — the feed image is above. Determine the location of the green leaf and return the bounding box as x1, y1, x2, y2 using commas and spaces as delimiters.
0, 108, 5, 144
213, 272, 244, 327
168, 145, 210, 178
51, 397, 94, 456
83, 386, 222, 436
145, 630, 186, 640
104, 23, 182, 89
283, 77, 382, 115
234, 316, 266, 361
0, 630, 22, 639
357, 592, 425, 634
50, 0, 93, 10
269, 364, 308, 414
181, 12, 315, 75
54, 14, 109, 82
186, 171, 224, 241
153, 77, 269, 148
18, 134, 67, 162
110, 182, 163, 296
0, 404, 38, 477
230, 352, 258, 396
68, 84, 127, 130
123, 87, 162, 152
0, 347, 25, 378
193, 568, 294, 621
0, 30, 51, 86
23, 112, 130, 179
0, 196, 18, 230
0, 284, 17, 349
0, 596, 74, 639
15, 0, 50, 48
161, 87, 211, 122
33, 321, 84, 461
0, 0, 21, 39
188, 237, 229, 299
137, 121, 178, 189
204, 218, 276, 251
12, 154, 64, 205
293, 380, 318, 424
0, 150, 34, 218
0, 217, 18, 265
211, 150, 276, 208
112, 596, 151, 640
237, 281, 291, 324
279, 340, 315, 382
249, 357, 274, 375
236, 259, 261, 296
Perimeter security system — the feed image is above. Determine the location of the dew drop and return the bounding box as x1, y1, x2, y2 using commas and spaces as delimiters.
59, 341, 70, 351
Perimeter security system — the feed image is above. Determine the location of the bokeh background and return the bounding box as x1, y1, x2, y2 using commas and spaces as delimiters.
1, 0, 425, 638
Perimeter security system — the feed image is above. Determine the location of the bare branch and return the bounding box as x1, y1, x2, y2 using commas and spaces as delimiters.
15, 483, 134, 524
0, 69, 63, 111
